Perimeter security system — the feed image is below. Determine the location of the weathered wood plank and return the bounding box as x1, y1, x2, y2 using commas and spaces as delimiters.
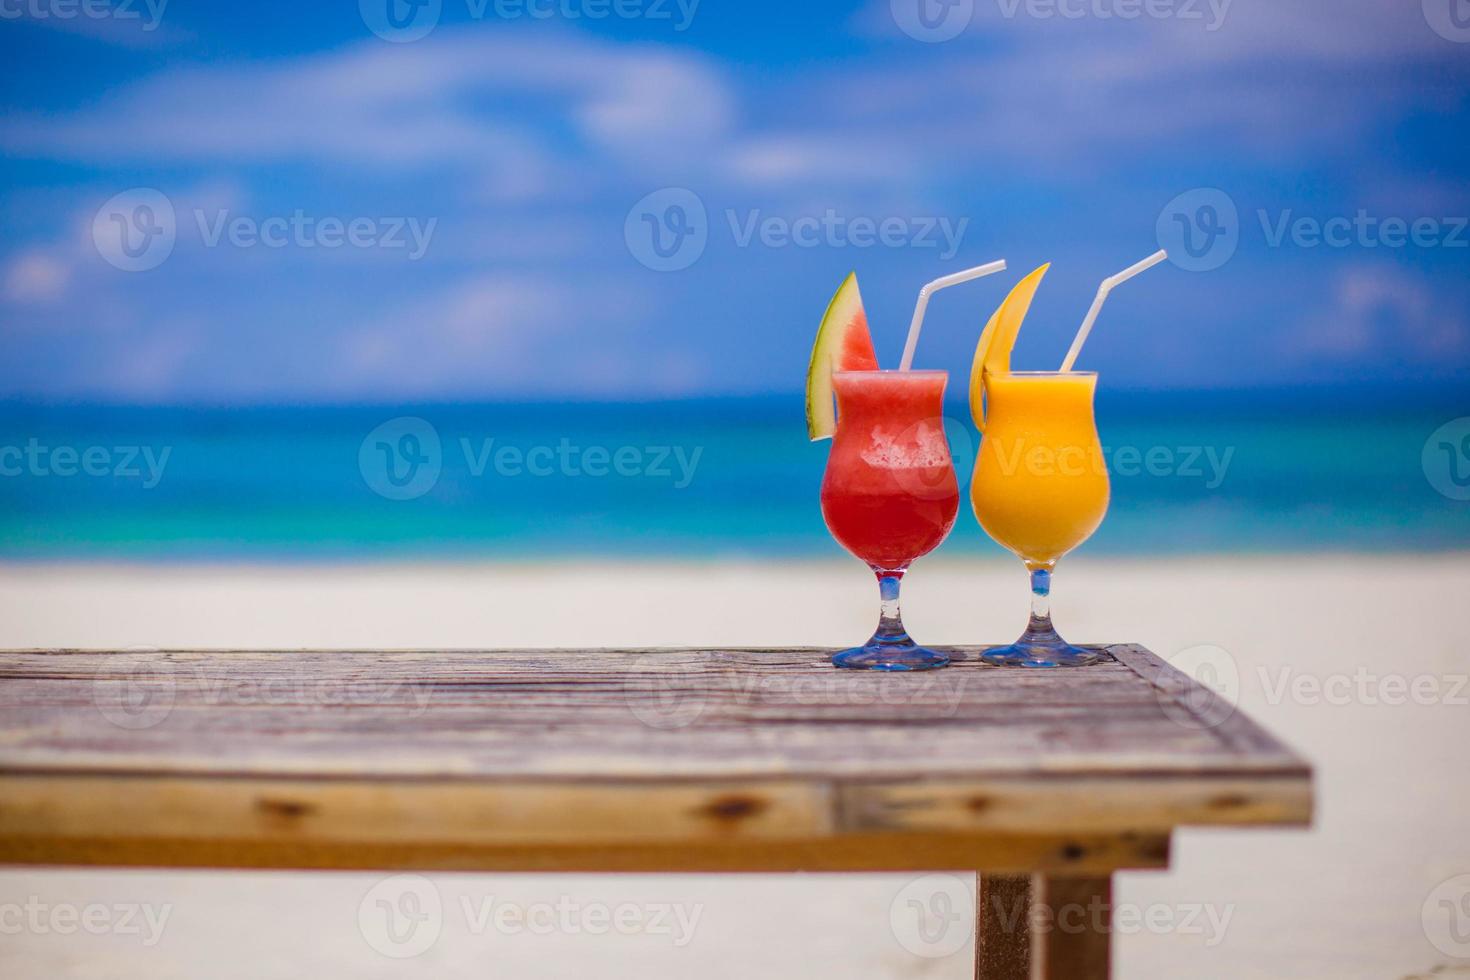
0, 647, 1309, 782
840, 775, 1312, 833
0, 646, 1309, 870
0, 797, 1170, 874
0, 775, 832, 844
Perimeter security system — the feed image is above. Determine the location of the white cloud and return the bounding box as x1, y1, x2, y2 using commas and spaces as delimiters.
102, 323, 201, 397
4, 1, 188, 48
826, 0, 1467, 177
1291, 264, 1467, 362
333, 273, 658, 400
0, 28, 733, 187
723, 135, 917, 186
2, 251, 71, 304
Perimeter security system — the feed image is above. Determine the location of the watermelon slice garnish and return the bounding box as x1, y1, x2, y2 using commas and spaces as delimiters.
806, 272, 880, 441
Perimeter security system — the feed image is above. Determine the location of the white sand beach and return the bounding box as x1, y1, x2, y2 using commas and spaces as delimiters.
1, 554, 1467, 979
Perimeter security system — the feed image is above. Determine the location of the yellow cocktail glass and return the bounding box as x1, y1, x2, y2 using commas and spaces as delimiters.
971, 371, 1109, 667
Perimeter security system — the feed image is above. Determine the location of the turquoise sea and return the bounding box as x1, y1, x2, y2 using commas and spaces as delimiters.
1, 387, 1467, 561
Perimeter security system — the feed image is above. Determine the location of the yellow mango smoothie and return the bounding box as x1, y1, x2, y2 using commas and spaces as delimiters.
971, 371, 1109, 566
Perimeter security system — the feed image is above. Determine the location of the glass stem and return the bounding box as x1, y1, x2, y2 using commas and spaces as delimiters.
1023, 562, 1059, 641
873, 570, 911, 645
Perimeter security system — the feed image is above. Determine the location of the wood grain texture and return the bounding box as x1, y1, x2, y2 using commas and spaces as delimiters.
0, 823, 1170, 874
0, 645, 1310, 870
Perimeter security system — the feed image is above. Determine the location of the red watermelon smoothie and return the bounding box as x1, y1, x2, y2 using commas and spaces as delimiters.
820, 371, 959, 570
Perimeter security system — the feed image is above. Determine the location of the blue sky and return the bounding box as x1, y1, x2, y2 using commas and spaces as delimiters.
1, 0, 1467, 403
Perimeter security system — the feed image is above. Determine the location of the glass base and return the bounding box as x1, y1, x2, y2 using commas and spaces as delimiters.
981, 636, 1104, 668
832, 639, 951, 672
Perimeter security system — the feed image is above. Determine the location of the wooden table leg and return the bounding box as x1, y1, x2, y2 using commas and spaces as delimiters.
975, 873, 1113, 980
1036, 874, 1112, 980
976, 874, 1031, 980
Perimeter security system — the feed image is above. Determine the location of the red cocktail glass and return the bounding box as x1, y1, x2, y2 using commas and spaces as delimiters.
820, 370, 959, 670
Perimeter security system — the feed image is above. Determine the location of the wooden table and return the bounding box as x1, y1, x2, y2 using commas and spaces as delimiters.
0, 645, 1311, 978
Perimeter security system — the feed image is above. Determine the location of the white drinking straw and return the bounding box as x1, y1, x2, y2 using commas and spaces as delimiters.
1060, 249, 1169, 372
899, 259, 1008, 371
